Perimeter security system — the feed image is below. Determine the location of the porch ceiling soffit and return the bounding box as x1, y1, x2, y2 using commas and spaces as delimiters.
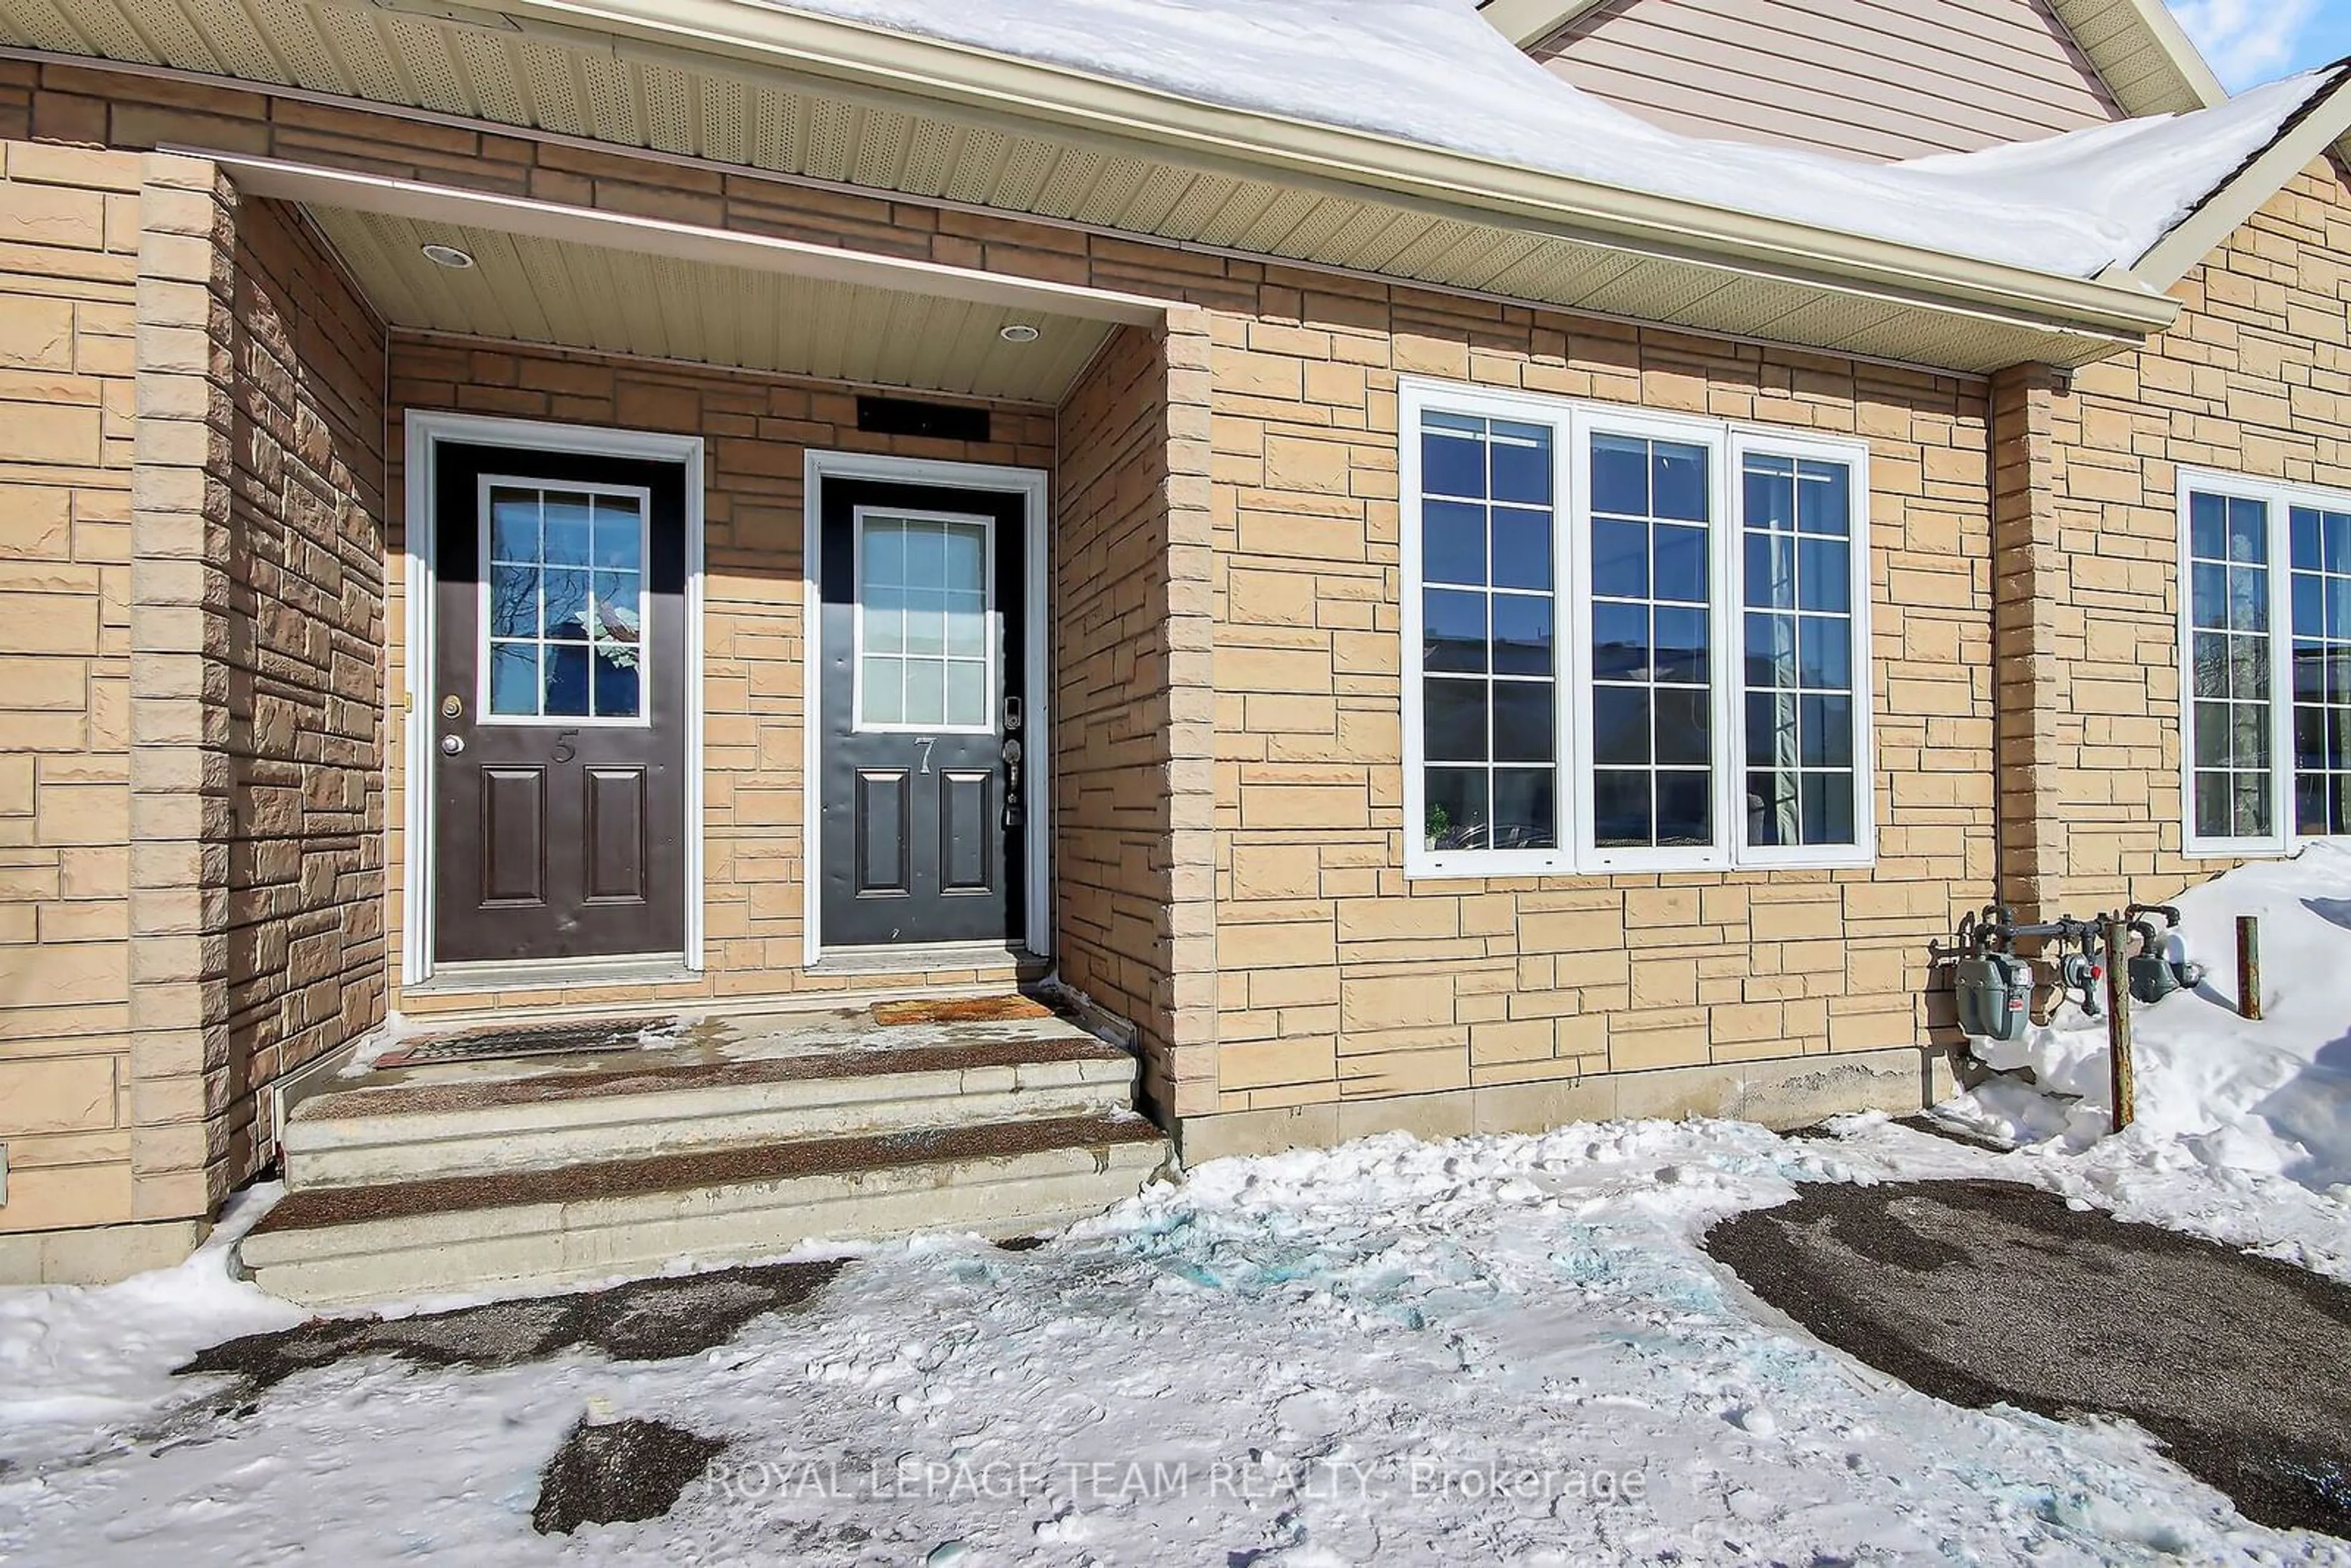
219, 158, 1152, 400
1480, 0, 2227, 118
0, 0, 2181, 373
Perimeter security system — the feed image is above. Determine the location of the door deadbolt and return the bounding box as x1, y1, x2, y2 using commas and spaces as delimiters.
440, 694, 463, 719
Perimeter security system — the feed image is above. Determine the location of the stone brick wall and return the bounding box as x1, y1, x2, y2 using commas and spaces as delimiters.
383, 339, 1056, 1014
1207, 296, 1995, 1127
221, 197, 388, 1178
1051, 320, 1219, 1117
2008, 158, 2351, 917
0, 141, 140, 1235
0, 60, 2004, 1136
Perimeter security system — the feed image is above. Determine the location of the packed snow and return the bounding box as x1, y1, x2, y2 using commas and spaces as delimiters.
763, 0, 2347, 277
6, 1118, 2349, 1565
1938, 841, 2351, 1274
6, 851, 2351, 1562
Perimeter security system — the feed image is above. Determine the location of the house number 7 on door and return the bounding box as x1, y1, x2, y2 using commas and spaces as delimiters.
915, 737, 935, 775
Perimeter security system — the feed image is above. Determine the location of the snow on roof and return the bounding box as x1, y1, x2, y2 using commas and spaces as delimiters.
763, 0, 2344, 279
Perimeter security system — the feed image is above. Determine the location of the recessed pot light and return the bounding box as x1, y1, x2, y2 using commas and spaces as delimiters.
420, 242, 476, 269
999, 323, 1040, 343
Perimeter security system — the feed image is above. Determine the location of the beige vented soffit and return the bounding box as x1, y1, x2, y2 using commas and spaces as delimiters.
217, 154, 1170, 326
479, 0, 2175, 343
1481, 0, 2225, 116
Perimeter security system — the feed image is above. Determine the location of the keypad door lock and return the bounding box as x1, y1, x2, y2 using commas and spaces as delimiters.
1002, 735, 1024, 828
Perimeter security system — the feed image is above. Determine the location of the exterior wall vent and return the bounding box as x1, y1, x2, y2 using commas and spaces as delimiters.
856, 396, 991, 443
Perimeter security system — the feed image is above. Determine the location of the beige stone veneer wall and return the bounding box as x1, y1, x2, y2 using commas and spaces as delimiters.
0, 143, 141, 1242
0, 153, 392, 1268
221, 197, 389, 1178
0, 59, 2000, 1157
2003, 158, 2351, 921
1052, 320, 1219, 1120
1206, 299, 1995, 1144
0, 56, 2125, 1221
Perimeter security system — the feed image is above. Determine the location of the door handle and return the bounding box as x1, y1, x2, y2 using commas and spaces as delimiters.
441, 733, 466, 756
1001, 736, 1024, 829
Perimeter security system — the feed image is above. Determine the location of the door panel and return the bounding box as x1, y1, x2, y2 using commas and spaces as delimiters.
855, 769, 912, 898
940, 771, 995, 894
820, 479, 1027, 948
434, 443, 688, 964
480, 767, 547, 906
583, 767, 648, 904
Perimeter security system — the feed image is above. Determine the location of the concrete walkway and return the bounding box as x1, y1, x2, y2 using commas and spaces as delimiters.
1705, 1177, 2351, 1539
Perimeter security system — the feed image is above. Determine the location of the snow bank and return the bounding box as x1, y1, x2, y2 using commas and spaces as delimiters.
1943, 843, 2351, 1201
763, 0, 2344, 277
0, 1188, 299, 1455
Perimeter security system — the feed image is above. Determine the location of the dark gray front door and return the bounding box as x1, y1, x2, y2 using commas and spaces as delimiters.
819, 479, 1027, 948
433, 445, 688, 964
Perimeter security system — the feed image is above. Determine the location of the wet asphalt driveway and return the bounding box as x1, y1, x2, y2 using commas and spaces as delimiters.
1705, 1177, 2351, 1538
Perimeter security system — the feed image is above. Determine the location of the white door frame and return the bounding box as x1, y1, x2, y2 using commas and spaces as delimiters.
400, 410, 708, 989
803, 450, 1052, 966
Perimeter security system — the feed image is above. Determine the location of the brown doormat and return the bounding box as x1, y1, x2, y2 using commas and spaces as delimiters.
373, 1016, 679, 1070
871, 995, 1054, 1026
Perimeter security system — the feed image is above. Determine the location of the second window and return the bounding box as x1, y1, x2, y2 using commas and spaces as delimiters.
1403, 380, 1873, 879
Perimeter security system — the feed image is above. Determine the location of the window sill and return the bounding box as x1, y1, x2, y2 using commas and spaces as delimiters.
2182, 840, 2289, 860
1403, 848, 1875, 880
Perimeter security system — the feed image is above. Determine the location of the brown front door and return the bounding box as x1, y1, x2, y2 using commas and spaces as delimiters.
432, 443, 688, 965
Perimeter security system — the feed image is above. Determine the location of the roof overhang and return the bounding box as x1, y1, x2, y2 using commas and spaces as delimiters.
1479, 0, 2227, 116
222, 156, 1164, 400
2117, 62, 2351, 290
0, 0, 2187, 372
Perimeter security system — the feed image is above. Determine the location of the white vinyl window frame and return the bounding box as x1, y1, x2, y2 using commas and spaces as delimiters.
1400, 377, 1875, 880
849, 504, 1000, 737
2177, 467, 2351, 858
476, 474, 656, 730
1728, 428, 1877, 871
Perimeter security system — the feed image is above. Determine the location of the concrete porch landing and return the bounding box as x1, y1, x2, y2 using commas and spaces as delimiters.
239, 1003, 1169, 1307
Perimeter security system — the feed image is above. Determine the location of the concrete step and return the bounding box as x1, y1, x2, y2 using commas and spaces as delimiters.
283, 1036, 1138, 1190
240, 1112, 1170, 1307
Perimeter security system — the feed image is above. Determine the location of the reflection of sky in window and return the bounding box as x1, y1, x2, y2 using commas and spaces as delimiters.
1419, 413, 1557, 852
1739, 454, 1857, 847
487, 487, 645, 719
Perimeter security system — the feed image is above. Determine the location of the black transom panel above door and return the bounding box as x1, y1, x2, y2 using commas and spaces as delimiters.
432, 443, 688, 965
819, 478, 1029, 949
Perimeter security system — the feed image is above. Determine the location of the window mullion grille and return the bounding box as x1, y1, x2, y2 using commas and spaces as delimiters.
2274, 496, 2297, 851
1709, 433, 1736, 871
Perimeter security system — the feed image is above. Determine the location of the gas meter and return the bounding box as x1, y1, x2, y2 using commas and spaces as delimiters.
1952, 952, 2033, 1043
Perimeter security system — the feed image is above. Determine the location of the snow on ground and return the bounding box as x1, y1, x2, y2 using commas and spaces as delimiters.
6, 852, 2351, 1562
768, 0, 2344, 277
1, 1116, 2346, 1564
1937, 841, 2351, 1278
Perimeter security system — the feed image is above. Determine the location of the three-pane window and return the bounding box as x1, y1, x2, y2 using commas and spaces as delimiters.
1403, 380, 1872, 879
